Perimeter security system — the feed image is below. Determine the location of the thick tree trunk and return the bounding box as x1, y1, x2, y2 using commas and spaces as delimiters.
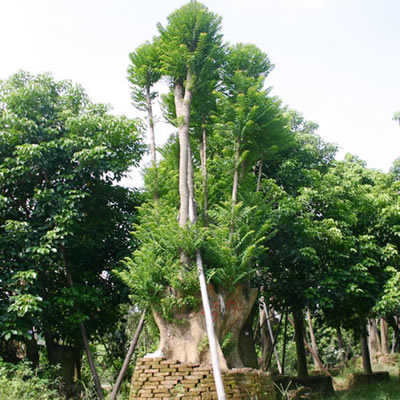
174, 78, 192, 229
238, 302, 259, 368
152, 284, 258, 369
306, 309, 320, 369
292, 307, 308, 378
361, 333, 373, 374
380, 318, 389, 355
187, 144, 197, 221
174, 70, 226, 400
44, 331, 82, 387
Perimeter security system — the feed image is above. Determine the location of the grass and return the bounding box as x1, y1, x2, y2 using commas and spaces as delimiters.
323, 354, 400, 400
326, 378, 400, 399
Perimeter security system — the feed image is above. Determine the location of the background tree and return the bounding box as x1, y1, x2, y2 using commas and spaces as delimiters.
0, 71, 145, 390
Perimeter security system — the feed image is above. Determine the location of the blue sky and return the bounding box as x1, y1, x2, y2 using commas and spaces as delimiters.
1, 0, 399, 180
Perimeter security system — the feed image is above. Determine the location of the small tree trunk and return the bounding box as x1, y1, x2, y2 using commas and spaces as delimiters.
281, 310, 288, 375
187, 144, 197, 222
146, 87, 158, 200
337, 326, 344, 351
306, 309, 320, 369
199, 126, 209, 226
368, 319, 381, 356
259, 306, 273, 371
62, 248, 104, 400
385, 316, 400, 352
263, 303, 282, 373
380, 318, 389, 355
230, 137, 241, 237
361, 333, 373, 374
292, 307, 308, 378
256, 159, 263, 193
110, 310, 146, 400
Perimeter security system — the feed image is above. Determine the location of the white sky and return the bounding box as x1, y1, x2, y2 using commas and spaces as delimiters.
1, 0, 400, 185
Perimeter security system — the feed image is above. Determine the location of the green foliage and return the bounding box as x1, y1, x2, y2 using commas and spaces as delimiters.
0, 359, 61, 400
157, 0, 224, 86
0, 71, 145, 351
203, 199, 272, 289
116, 202, 203, 318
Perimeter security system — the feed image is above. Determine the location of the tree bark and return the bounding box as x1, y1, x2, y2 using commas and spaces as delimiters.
337, 326, 344, 351
368, 318, 381, 356
256, 159, 263, 193
146, 87, 158, 200
306, 309, 320, 369
292, 307, 308, 378
199, 126, 209, 226
174, 78, 191, 229
146, 87, 157, 168
238, 303, 259, 368
43, 330, 82, 389
259, 307, 273, 371
385, 316, 400, 352
152, 284, 258, 369
263, 303, 282, 373
380, 318, 389, 355
281, 310, 288, 375
361, 332, 373, 374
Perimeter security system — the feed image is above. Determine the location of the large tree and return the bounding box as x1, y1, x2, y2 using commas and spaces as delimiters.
0, 71, 145, 387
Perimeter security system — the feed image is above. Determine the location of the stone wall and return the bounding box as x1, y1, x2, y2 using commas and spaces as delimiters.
130, 357, 276, 400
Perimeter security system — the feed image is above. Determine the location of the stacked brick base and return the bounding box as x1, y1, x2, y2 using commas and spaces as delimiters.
130, 357, 276, 400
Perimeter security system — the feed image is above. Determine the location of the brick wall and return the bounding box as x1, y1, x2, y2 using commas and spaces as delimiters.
130, 357, 276, 400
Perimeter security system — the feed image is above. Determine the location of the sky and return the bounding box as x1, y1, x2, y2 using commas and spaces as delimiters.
1, 0, 399, 185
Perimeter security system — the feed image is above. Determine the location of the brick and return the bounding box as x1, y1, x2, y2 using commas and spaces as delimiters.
153, 388, 168, 393
200, 378, 215, 383
195, 366, 212, 371
163, 380, 179, 385
160, 359, 179, 365
138, 390, 153, 395
159, 384, 174, 390
181, 382, 196, 388
144, 368, 159, 373
184, 374, 204, 380
159, 368, 177, 373
148, 377, 162, 382
178, 367, 194, 372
